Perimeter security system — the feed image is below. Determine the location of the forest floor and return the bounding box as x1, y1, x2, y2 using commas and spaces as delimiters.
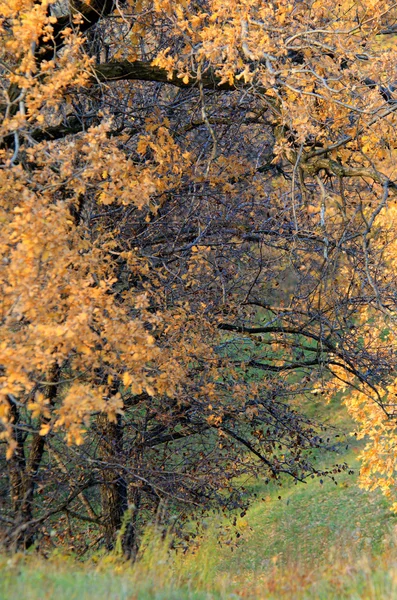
2, 397, 397, 599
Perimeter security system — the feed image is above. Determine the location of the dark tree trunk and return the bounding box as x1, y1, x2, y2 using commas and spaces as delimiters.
120, 487, 141, 561
7, 402, 27, 540
7, 364, 60, 549
97, 413, 128, 550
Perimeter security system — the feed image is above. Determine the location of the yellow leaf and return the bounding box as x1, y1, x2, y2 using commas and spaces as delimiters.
123, 372, 132, 387
39, 423, 51, 436
6, 439, 17, 460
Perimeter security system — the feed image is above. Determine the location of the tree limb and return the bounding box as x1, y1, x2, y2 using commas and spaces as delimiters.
93, 60, 237, 91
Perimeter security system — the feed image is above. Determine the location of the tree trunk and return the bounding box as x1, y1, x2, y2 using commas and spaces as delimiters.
7, 364, 60, 549
97, 413, 128, 550
119, 487, 141, 561
7, 402, 27, 548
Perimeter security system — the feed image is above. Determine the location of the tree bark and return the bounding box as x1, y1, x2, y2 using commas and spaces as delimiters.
7, 364, 60, 549
93, 60, 236, 90
97, 413, 128, 550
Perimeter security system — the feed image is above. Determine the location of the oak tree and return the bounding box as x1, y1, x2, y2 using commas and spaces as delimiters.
2, 0, 397, 554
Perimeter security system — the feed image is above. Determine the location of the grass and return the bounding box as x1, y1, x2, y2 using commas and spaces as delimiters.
217, 450, 397, 599
222, 451, 393, 571
0, 541, 227, 600
2, 404, 397, 599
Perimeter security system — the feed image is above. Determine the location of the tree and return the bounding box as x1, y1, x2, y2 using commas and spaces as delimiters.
1, 0, 397, 554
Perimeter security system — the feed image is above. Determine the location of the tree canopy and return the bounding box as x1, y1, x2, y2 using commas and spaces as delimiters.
2, 0, 397, 554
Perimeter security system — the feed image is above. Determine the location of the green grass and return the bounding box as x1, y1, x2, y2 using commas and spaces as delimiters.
0, 568, 217, 600
2, 404, 397, 599
220, 451, 394, 573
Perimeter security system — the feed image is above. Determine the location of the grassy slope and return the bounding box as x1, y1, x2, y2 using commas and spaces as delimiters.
222, 394, 392, 571
2, 400, 397, 599
218, 395, 397, 598
221, 453, 392, 571
218, 448, 396, 599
